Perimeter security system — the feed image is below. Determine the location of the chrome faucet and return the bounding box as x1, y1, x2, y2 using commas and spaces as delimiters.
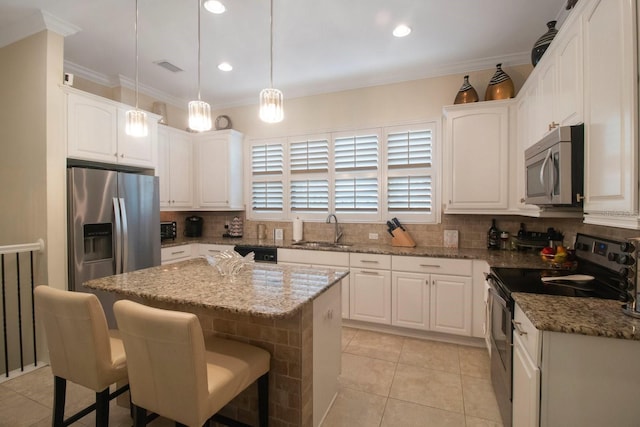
326, 214, 343, 244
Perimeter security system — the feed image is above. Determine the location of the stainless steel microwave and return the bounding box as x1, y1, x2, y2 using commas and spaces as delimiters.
524, 124, 584, 206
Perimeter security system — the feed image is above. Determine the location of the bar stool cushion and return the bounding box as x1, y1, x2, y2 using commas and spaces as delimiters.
35, 286, 127, 391
114, 300, 270, 427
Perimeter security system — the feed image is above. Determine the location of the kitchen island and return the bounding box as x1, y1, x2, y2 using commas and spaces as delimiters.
85, 258, 348, 427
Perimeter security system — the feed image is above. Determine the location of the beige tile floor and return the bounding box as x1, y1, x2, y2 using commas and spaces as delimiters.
322, 327, 503, 427
0, 327, 502, 427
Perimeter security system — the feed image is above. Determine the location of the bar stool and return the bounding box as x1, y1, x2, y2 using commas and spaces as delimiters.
34, 286, 129, 427
113, 300, 270, 427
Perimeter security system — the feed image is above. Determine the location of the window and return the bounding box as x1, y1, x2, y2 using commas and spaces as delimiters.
333, 131, 380, 220
385, 124, 436, 222
289, 136, 329, 215
249, 141, 285, 218
247, 122, 438, 223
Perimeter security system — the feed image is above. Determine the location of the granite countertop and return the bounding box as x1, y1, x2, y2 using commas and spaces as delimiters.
162, 237, 550, 269
513, 293, 640, 341
84, 258, 348, 319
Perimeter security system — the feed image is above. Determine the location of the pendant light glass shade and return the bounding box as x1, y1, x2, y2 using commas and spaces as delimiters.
188, 100, 212, 131
125, 0, 148, 137
259, 88, 284, 123
125, 109, 149, 137
259, 0, 284, 123
188, 0, 212, 132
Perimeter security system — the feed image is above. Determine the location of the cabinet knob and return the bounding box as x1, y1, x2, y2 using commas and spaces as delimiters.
576, 193, 585, 202
520, 198, 525, 203
114, 153, 118, 157
548, 121, 559, 131
121, 154, 125, 158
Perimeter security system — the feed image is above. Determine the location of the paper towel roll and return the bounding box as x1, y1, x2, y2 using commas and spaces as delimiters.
293, 217, 303, 242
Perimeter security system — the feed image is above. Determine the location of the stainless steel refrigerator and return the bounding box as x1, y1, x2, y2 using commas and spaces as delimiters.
67, 167, 160, 327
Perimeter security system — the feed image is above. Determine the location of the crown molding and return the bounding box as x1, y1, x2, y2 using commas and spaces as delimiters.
0, 10, 80, 48
117, 74, 188, 108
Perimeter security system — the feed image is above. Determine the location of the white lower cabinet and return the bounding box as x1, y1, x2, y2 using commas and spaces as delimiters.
278, 249, 481, 337
349, 254, 392, 324
277, 249, 350, 319
160, 244, 193, 264
512, 305, 541, 427
312, 282, 341, 427
392, 272, 429, 329
430, 274, 472, 335
350, 267, 392, 324
391, 256, 472, 335
512, 332, 540, 427
513, 303, 640, 426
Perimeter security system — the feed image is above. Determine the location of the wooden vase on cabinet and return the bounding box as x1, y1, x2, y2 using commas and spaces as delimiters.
485, 63, 515, 100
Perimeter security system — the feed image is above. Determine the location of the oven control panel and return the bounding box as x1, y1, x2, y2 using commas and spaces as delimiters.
574, 234, 637, 272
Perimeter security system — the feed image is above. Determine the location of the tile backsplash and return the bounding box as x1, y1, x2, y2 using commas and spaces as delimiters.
160, 211, 640, 249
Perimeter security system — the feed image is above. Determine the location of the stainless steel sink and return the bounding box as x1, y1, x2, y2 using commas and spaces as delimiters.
291, 241, 352, 249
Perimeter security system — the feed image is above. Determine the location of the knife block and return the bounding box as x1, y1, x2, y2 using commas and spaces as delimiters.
391, 228, 416, 247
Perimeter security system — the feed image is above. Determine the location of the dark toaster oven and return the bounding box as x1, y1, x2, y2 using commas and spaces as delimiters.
160, 221, 177, 240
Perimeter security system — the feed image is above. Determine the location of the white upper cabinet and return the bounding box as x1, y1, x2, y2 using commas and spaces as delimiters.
67, 92, 118, 164
522, 9, 584, 149
66, 89, 158, 169
116, 107, 157, 168
194, 129, 244, 210
554, 17, 583, 127
582, 0, 639, 228
158, 126, 193, 209
443, 100, 513, 214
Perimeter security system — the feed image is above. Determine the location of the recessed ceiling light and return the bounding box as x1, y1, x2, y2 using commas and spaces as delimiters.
218, 62, 233, 72
204, 0, 226, 14
393, 24, 411, 38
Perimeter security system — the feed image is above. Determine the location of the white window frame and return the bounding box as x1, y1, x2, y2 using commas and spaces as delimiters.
245, 137, 289, 221
245, 120, 441, 224
330, 128, 383, 223
287, 134, 331, 221
381, 121, 439, 224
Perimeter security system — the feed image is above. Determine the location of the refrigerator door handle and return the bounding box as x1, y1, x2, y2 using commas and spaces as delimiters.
113, 197, 123, 274
119, 197, 129, 273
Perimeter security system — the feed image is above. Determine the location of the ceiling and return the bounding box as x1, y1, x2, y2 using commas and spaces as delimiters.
0, 0, 569, 109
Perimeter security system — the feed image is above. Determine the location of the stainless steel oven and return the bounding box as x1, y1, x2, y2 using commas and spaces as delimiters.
486, 233, 635, 426
486, 273, 513, 427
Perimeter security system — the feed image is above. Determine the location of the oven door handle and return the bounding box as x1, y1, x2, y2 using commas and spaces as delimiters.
487, 286, 508, 310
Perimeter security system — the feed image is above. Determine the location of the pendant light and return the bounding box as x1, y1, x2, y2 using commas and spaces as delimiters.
125, 0, 148, 137
259, 0, 284, 123
188, 0, 212, 132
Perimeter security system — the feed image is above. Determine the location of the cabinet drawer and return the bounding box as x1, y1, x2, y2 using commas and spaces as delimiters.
350, 253, 391, 270
392, 255, 472, 276
199, 244, 235, 256
514, 304, 541, 365
278, 248, 349, 267
161, 245, 192, 264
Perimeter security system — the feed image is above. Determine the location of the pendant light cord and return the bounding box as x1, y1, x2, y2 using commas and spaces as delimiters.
269, 0, 274, 88
197, 0, 202, 101
134, 0, 140, 109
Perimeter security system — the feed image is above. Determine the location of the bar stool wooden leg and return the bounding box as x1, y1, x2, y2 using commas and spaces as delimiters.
95, 388, 110, 427
258, 373, 269, 427
53, 376, 66, 427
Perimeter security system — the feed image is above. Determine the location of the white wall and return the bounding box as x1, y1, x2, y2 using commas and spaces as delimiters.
212, 64, 532, 140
